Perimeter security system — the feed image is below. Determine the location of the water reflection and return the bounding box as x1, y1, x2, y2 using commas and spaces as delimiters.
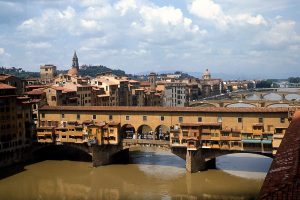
0, 149, 269, 200
285, 94, 300, 101
263, 93, 282, 100
246, 94, 260, 100
268, 103, 289, 107
226, 103, 256, 107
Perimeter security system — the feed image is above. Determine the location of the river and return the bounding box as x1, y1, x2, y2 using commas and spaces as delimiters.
0, 147, 272, 200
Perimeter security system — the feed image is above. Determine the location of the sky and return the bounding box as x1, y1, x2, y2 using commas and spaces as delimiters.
0, 0, 300, 78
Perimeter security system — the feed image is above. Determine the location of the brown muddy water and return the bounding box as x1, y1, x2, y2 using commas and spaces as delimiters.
0, 147, 272, 200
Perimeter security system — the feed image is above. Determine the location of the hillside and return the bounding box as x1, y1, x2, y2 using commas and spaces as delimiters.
0, 65, 127, 79
0, 67, 39, 78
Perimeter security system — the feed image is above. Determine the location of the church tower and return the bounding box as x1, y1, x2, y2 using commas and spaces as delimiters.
202, 69, 211, 80
68, 51, 79, 76
149, 72, 157, 91
72, 51, 79, 70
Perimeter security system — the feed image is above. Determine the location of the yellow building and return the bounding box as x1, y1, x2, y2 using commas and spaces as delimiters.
37, 106, 294, 154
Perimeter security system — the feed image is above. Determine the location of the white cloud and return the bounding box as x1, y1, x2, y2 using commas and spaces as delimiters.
115, 0, 137, 16
131, 5, 205, 41
0, 48, 5, 55
256, 17, 300, 47
3, 0, 299, 76
25, 42, 52, 49
188, 0, 267, 28
235, 14, 267, 26
18, 6, 76, 37
188, 0, 227, 23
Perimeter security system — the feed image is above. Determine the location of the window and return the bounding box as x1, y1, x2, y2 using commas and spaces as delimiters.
280, 117, 285, 123
93, 115, 96, 120
109, 115, 113, 120
143, 115, 147, 121
42, 113, 45, 118
238, 117, 243, 123
179, 116, 183, 123
77, 114, 80, 120
198, 117, 202, 122
258, 117, 263, 123
217, 116, 222, 123
62, 114, 65, 118
221, 133, 229, 137
160, 116, 165, 121
126, 115, 130, 120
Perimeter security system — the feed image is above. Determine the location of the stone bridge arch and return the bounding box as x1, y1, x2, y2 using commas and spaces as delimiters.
266, 103, 289, 107
137, 124, 153, 140
121, 124, 136, 139
190, 102, 219, 107
285, 94, 300, 101
184, 148, 273, 172
155, 125, 170, 140
262, 93, 282, 100
244, 93, 261, 100
203, 149, 273, 161
32, 143, 92, 161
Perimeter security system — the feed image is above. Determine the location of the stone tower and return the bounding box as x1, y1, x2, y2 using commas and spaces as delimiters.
148, 72, 157, 91
72, 51, 79, 70
68, 51, 79, 76
202, 69, 211, 80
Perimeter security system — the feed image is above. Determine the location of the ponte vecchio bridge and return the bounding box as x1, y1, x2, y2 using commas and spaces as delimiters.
36, 106, 296, 173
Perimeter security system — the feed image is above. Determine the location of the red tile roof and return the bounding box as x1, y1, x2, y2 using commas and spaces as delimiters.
140, 81, 150, 87
0, 83, 16, 90
0, 74, 12, 81
39, 106, 292, 113
26, 89, 45, 95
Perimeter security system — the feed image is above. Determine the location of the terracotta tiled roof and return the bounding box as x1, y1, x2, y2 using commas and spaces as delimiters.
259, 111, 300, 199
26, 89, 45, 95
25, 85, 46, 89
0, 74, 12, 81
140, 81, 150, 87
40, 106, 291, 113
0, 83, 16, 90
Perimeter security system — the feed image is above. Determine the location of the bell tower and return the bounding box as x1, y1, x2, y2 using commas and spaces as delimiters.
148, 72, 157, 91
72, 51, 79, 70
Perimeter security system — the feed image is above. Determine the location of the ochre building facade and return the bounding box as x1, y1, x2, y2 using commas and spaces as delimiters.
37, 106, 294, 155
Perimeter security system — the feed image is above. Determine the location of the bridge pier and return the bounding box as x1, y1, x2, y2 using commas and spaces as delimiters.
206, 158, 216, 169
186, 149, 206, 173
92, 144, 124, 167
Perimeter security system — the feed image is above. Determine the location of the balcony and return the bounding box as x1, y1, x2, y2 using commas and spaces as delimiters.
220, 136, 230, 141
201, 135, 211, 140
211, 133, 220, 141
202, 129, 211, 134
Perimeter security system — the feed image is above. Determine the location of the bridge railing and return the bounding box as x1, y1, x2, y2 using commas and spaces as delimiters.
122, 139, 170, 146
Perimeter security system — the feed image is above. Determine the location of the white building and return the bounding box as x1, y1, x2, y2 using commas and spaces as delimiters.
163, 82, 188, 107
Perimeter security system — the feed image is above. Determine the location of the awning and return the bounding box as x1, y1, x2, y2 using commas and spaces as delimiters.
261, 140, 272, 144
242, 139, 261, 144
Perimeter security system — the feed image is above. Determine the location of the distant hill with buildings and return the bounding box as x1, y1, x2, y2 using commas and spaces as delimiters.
1, 65, 126, 79
0, 67, 39, 78
79, 65, 126, 77
56, 65, 127, 77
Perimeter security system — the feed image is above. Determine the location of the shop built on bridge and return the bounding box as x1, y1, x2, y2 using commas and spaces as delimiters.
36, 106, 297, 173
